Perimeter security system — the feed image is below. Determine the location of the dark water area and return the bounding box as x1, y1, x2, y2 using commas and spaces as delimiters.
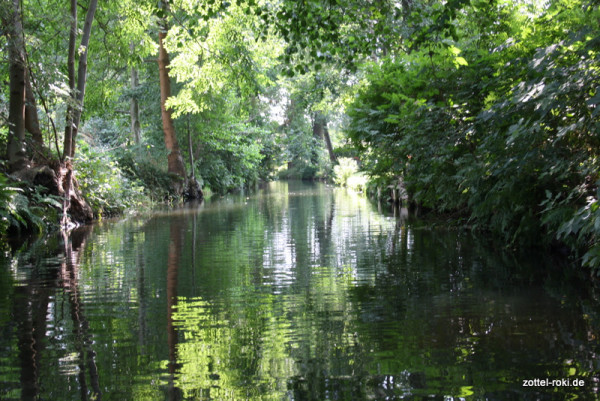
1, 181, 599, 400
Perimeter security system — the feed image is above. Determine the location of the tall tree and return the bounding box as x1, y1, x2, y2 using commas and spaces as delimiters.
157, 0, 188, 196
130, 43, 141, 145
24, 73, 44, 151
63, 0, 98, 160
4, 0, 29, 172
313, 112, 336, 163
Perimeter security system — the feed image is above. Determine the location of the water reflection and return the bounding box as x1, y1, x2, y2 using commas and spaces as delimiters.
0, 181, 599, 400
4, 226, 102, 401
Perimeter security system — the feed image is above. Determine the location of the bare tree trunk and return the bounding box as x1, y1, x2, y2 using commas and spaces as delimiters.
157, 2, 188, 196
64, 0, 98, 159
25, 72, 44, 150
323, 124, 336, 163
187, 114, 194, 179
63, 0, 77, 160
130, 42, 141, 144
313, 112, 336, 163
5, 0, 29, 172
60, 0, 97, 227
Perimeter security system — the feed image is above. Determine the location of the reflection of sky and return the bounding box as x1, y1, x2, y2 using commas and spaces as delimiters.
257, 182, 403, 291
262, 209, 296, 291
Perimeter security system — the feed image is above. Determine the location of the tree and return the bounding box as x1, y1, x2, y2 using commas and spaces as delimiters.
4, 0, 29, 172
157, 0, 189, 196
63, 0, 98, 160
130, 43, 141, 145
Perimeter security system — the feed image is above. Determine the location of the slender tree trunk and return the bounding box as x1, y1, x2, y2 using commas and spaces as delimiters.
6, 0, 29, 172
157, 3, 188, 195
130, 42, 141, 144
64, 0, 98, 159
60, 0, 97, 227
187, 114, 194, 179
323, 124, 336, 163
313, 112, 336, 163
63, 0, 77, 160
25, 72, 44, 150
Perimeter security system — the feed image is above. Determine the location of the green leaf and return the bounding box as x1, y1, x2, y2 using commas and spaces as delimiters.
455, 56, 468, 66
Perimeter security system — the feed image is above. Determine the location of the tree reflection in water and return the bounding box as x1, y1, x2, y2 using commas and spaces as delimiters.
1, 182, 599, 400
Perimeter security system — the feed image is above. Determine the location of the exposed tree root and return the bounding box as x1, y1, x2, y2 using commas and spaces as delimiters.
11, 161, 93, 229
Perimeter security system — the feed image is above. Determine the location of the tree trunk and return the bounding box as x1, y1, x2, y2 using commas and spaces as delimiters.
323, 124, 336, 163
157, 3, 188, 196
25, 72, 44, 150
187, 114, 195, 179
6, 0, 29, 172
63, 0, 77, 160
313, 112, 336, 163
64, 0, 98, 159
129, 42, 141, 145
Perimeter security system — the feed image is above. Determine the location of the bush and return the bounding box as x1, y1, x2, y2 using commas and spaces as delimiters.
333, 157, 359, 187
0, 172, 61, 235
556, 186, 600, 275
277, 163, 319, 181
75, 144, 146, 217
115, 148, 173, 201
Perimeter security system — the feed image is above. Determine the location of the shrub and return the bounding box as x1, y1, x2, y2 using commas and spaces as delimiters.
115, 148, 173, 201
333, 157, 359, 187
556, 186, 600, 275
75, 144, 146, 217
0, 173, 61, 235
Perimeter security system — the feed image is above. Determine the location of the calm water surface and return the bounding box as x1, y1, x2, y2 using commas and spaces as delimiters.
1, 181, 599, 400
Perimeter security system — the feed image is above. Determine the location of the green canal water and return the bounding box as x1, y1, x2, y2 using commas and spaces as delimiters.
1, 181, 599, 400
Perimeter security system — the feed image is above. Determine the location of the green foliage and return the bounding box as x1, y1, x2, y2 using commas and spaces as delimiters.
277, 163, 318, 181
333, 157, 359, 187
116, 147, 174, 201
6, 0, 599, 278
82, 117, 128, 148
75, 143, 146, 217
556, 187, 600, 275
191, 122, 275, 193
0, 173, 60, 236
344, 0, 600, 272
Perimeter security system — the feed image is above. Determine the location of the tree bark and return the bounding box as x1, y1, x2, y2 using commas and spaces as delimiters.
63, 0, 98, 159
187, 114, 194, 179
313, 112, 336, 163
63, 0, 77, 160
157, 3, 188, 196
323, 124, 336, 163
130, 43, 141, 145
25, 72, 44, 150
5, 0, 29, 172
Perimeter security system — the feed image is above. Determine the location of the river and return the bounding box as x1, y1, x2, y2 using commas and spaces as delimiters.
1, 181, 598, 400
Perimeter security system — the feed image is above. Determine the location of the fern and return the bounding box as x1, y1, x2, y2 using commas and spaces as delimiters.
0, 173, 56, 236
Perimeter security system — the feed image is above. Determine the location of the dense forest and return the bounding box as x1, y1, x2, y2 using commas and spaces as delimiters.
1, 0, 599, 274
